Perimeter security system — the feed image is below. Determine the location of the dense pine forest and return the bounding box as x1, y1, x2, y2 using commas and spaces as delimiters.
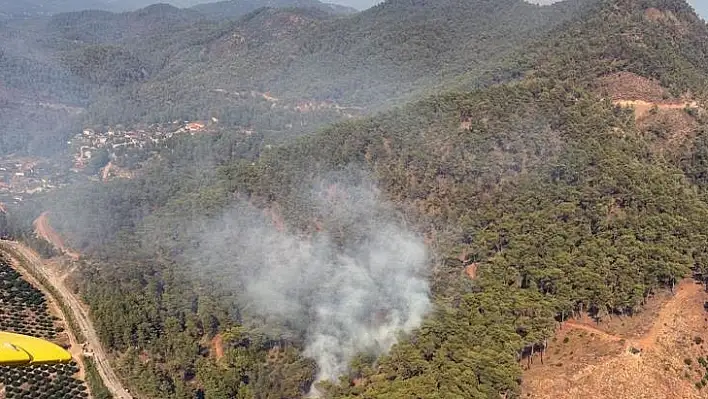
2, 0, 708, 398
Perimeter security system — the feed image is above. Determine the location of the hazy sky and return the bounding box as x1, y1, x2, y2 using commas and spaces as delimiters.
690, 0, 708, 19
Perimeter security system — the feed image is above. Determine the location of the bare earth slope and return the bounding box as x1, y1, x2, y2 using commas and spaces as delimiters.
523, 279, 708, 399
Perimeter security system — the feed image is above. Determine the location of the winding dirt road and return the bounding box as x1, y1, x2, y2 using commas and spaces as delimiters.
525, 279, 708, 399
34, 212, 80, 260
562, 279, 704, 352
562, 321, 624, 343
614, 99, 699, 120
0, 241, 133, 399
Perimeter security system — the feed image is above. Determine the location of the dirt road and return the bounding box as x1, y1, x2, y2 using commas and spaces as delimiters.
636, 279, 703, 351
211, 334, 224, 361
524, 279, 708, 399
33, 212, 80, 260
562, 321, 623, 342
563, 279, 704, 352
0, 241, 133, 399
614, 99, 699, 120
102, 161, 113, 182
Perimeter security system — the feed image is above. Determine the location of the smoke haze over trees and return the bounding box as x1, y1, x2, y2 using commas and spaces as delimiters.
180, 179, 430, 388
324, 0, 380, 9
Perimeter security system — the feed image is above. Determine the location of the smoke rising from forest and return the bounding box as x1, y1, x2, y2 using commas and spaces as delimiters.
183, 179, 431, 389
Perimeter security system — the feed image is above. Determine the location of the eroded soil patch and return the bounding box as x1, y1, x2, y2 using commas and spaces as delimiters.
523, 280, 708, 399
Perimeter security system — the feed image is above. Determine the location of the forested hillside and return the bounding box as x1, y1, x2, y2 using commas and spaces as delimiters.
3, 0, 708, 398
0, 0, 107, 17
191, 0, 357, 19
0, 0, 588, 156
0, 0, 251, 17
100, 0, 591, 116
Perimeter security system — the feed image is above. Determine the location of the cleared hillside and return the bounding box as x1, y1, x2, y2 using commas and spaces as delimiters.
522, 279, 708, 399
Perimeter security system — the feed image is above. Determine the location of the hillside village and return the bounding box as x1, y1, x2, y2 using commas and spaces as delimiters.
0, 157, 71, 209
69, 119, 219, 170
0, 107, 333, 211
0, 120, 226, 210
0, 88, 364, 212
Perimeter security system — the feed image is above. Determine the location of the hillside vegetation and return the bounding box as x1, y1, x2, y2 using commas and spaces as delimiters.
0, 0, 588, 156
191, 0, 357, 19
3, 0, 708, 398
0, 0, 303, 17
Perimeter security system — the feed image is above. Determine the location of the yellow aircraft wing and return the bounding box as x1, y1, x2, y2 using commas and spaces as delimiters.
0, 331, 72, 365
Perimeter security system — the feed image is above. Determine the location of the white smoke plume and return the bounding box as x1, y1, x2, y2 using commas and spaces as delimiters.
183, 179, 431, 389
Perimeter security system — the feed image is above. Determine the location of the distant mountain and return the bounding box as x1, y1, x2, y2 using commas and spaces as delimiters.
0, 0, 590, 155
95, 0, 591, 113
113, 0, 591, 118
0, 0, 105, 17
104, 0, 218, 11
46, 3, 202, 44
192, 0, 358, 19
0, 0, 353, 18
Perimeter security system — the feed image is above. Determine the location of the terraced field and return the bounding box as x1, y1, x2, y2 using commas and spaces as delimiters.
0, 255, 90, 398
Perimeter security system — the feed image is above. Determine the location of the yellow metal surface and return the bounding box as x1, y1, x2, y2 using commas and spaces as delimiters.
0, 331, 71, 365
0, 341, 32, 365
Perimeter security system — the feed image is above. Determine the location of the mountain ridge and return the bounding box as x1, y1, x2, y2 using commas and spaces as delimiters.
191, 0, 358, 19
0, 0, 354, 18
0, 0, 590, 156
